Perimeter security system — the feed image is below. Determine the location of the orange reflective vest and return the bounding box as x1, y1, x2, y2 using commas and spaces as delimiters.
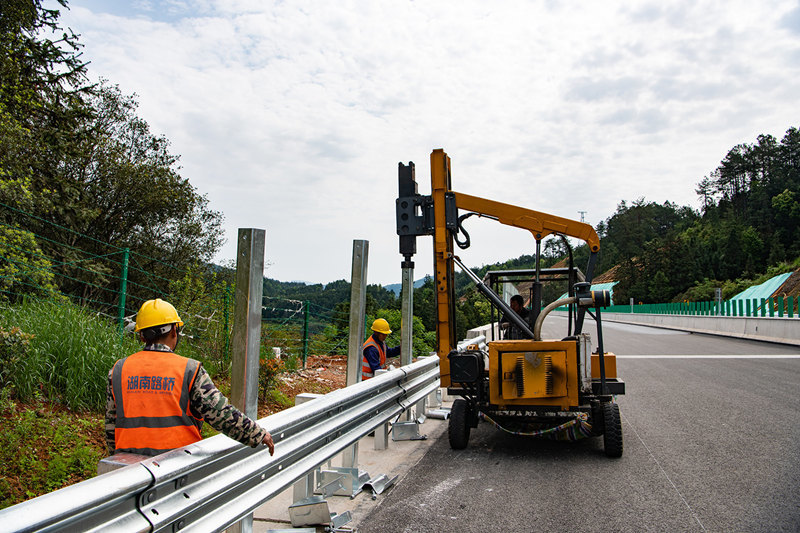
111, 351, 203, 456
362, 336, 386, 380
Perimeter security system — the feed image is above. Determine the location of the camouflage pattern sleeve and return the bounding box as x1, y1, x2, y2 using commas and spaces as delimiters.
105, 367, 117, 454
189, 366, 267, 447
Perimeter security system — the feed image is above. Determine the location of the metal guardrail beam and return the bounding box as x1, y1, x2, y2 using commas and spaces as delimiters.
1, 356, 440, 533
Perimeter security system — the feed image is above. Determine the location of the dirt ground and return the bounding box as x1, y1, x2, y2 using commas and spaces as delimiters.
259, 354, 348, 416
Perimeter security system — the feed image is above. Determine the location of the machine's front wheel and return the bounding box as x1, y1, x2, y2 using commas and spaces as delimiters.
602, 401, 623, 458
448, 399, 471, 449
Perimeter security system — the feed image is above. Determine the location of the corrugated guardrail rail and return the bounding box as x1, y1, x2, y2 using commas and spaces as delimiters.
0, 356, 440, 533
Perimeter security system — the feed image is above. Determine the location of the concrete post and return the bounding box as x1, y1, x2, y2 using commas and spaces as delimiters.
229, 228, 265, 533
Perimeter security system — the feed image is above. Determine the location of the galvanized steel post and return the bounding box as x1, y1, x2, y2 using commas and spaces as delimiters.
401, 266, 414, 421
230, 228, 265, 533
345, 240, 368, 468
347, 240, 369, 386
401, 267, 414, 366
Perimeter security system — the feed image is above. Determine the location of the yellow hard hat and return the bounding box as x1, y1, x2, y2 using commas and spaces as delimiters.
134, 299, 184, 332
371, 318, 392, 335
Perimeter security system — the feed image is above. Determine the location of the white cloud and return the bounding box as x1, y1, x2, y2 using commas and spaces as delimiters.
55, 0, 800, 285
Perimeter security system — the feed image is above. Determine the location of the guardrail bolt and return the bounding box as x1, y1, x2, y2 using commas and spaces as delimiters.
147, 491, 156, 503
173, 519, 185, 531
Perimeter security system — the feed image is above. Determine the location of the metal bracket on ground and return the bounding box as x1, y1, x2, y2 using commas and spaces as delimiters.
289, 478, 351, 528
392, 420, 427, 441
288, 496, 352, 529
363, 474, 399, 500
316, 467, 370, 498
330, 511, 353, 530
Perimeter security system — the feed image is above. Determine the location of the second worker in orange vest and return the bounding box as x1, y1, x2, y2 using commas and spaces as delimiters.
361, 318, 401, 380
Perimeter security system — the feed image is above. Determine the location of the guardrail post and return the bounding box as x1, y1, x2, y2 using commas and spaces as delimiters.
373, 419, 390, 451
392, 265, 425, 440
292, 393, 323, 502
401, 264, 414, 421
374, 368, 390, 451
347, 240, 368, 386
345, 240, 368, 467
230, 228, 265, 533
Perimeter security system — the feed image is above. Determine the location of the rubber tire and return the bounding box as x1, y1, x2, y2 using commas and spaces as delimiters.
448, 399, 471, 450
602, 401, 623, 458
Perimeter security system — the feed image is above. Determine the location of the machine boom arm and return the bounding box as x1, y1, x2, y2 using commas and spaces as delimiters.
454, 192, 600, 253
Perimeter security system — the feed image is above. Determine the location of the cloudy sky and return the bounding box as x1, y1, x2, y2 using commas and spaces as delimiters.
54, 0, 800, 287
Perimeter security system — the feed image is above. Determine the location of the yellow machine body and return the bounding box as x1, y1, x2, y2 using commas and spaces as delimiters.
488, 340, 578, 410
591, 353, 617, 379
428, 148, 601, 387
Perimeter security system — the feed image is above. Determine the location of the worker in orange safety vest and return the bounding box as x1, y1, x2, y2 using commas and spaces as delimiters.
361, 318, 401, 380
106, 299, 275, 457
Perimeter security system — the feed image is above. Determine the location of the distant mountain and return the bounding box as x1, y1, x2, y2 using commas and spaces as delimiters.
384, 277, 430, 296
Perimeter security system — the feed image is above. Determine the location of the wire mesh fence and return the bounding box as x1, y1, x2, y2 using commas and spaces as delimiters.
1, 203, 352, 381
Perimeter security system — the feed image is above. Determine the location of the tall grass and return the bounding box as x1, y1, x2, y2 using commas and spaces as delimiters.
0, 299, 140, 410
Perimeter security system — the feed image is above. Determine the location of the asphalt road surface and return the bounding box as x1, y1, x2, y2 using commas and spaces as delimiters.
359, 319, 800, 533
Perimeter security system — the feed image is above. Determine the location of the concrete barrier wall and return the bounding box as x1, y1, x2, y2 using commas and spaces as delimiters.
468, 314, 800, 346
599, 312, 800, 346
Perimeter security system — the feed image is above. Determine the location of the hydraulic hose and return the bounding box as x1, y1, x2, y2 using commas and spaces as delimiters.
534, 296, 577, 341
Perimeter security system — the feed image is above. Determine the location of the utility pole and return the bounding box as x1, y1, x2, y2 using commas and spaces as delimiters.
578, 210, 587, 223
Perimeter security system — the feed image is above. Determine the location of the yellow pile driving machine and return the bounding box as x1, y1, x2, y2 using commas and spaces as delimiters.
396, 149, 625, 457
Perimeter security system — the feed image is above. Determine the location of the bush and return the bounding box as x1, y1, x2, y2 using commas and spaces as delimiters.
0, 406, 102, 509
258, 355, 284, 396
0, 326, 33, 388
0, 299, 140, 410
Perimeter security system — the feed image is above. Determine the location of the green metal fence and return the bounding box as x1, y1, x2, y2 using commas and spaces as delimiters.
603, 296, 798, 318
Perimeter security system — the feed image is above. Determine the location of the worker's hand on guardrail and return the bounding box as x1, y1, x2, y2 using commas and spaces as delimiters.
262, 431, 275, 456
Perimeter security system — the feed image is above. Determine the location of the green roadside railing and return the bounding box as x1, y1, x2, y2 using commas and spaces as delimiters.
602, 296, 796, 318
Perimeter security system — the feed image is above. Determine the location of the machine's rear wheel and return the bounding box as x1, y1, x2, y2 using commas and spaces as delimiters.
602, 401, 623, 458
449, 399, 470, 449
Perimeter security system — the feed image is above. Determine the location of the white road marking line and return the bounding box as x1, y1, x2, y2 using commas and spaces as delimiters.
616, 355, 800, 358
621, 410, 707, 532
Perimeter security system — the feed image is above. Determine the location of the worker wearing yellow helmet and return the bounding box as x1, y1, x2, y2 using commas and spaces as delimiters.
361, 318, 401, 380
105, 298, 275, 457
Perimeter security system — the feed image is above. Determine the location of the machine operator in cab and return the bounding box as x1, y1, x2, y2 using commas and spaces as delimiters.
106, 299, 275, 457
500, 294, 530, 340
361, 318, 401, 380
